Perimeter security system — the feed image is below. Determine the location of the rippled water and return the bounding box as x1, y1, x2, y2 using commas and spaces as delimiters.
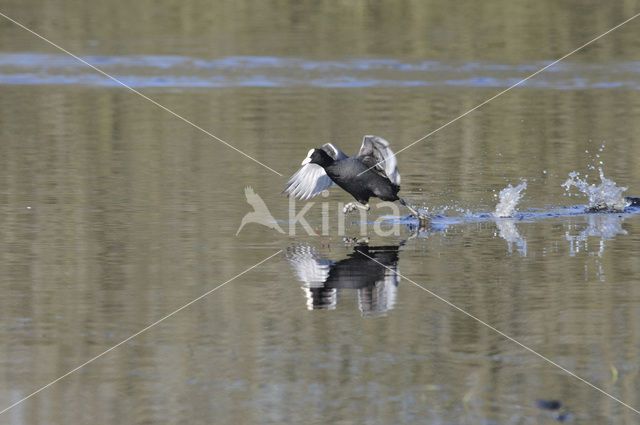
4, 53, 640, 89
1, 1, 640, 425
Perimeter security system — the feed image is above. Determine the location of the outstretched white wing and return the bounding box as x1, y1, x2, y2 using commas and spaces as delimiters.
356, 135, 400, 185
284, 143, 348, 200
284, 164, 334, 200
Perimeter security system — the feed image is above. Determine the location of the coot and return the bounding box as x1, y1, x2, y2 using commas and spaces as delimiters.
284, 135, 427, 220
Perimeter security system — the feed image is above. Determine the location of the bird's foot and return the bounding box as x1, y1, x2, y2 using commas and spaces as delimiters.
343, 202, 370, 214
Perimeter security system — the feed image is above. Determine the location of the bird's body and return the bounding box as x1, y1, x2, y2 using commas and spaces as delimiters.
324, 157, 400, 204
284, 135, 427, 222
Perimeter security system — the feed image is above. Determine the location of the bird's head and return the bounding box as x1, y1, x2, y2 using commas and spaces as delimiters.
301, 148, 334, 167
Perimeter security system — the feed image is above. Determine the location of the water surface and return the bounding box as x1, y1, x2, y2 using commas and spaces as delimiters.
1, 1, 640, 424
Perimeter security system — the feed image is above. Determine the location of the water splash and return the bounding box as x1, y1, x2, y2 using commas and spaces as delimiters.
493, 182, 527, 218
562, 168, 629, 212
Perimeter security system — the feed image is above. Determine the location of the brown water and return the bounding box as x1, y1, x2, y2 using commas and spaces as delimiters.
1, 1, 640, 424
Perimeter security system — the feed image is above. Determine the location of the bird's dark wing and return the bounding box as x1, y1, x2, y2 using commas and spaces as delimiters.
284, 143, 347, 200
355, 135, 401, 185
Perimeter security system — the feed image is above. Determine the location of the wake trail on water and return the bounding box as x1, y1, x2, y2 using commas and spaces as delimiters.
397, 163, 638, 231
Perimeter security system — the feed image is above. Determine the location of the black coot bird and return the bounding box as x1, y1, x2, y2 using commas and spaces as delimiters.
284, 135, 427, 221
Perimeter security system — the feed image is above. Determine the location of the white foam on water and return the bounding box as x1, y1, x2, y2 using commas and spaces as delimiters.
562, 168, 629, 212
493, 181, 527, 218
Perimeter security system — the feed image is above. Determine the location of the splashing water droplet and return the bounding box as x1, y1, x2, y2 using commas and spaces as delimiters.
562, 168, 630, 212
493, 181, 527, 218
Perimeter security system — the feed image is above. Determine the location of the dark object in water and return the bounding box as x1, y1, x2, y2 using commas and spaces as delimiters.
535, 399, 562, 410
284, 135, 429, 225
626, 196, 640, 207
555, 412, 572, 422
586, 196, 640, 213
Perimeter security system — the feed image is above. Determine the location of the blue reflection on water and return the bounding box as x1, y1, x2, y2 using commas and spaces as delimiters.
1, 53, 640, 89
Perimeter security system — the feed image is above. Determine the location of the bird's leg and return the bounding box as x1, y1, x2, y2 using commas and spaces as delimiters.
398, 197, 430, 227
397, 197, 418, 216
343, 202, 370, 214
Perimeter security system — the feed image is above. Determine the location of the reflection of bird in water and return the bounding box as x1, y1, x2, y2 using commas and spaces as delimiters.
236, 187, 284, 235
285, 243, 402, 317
